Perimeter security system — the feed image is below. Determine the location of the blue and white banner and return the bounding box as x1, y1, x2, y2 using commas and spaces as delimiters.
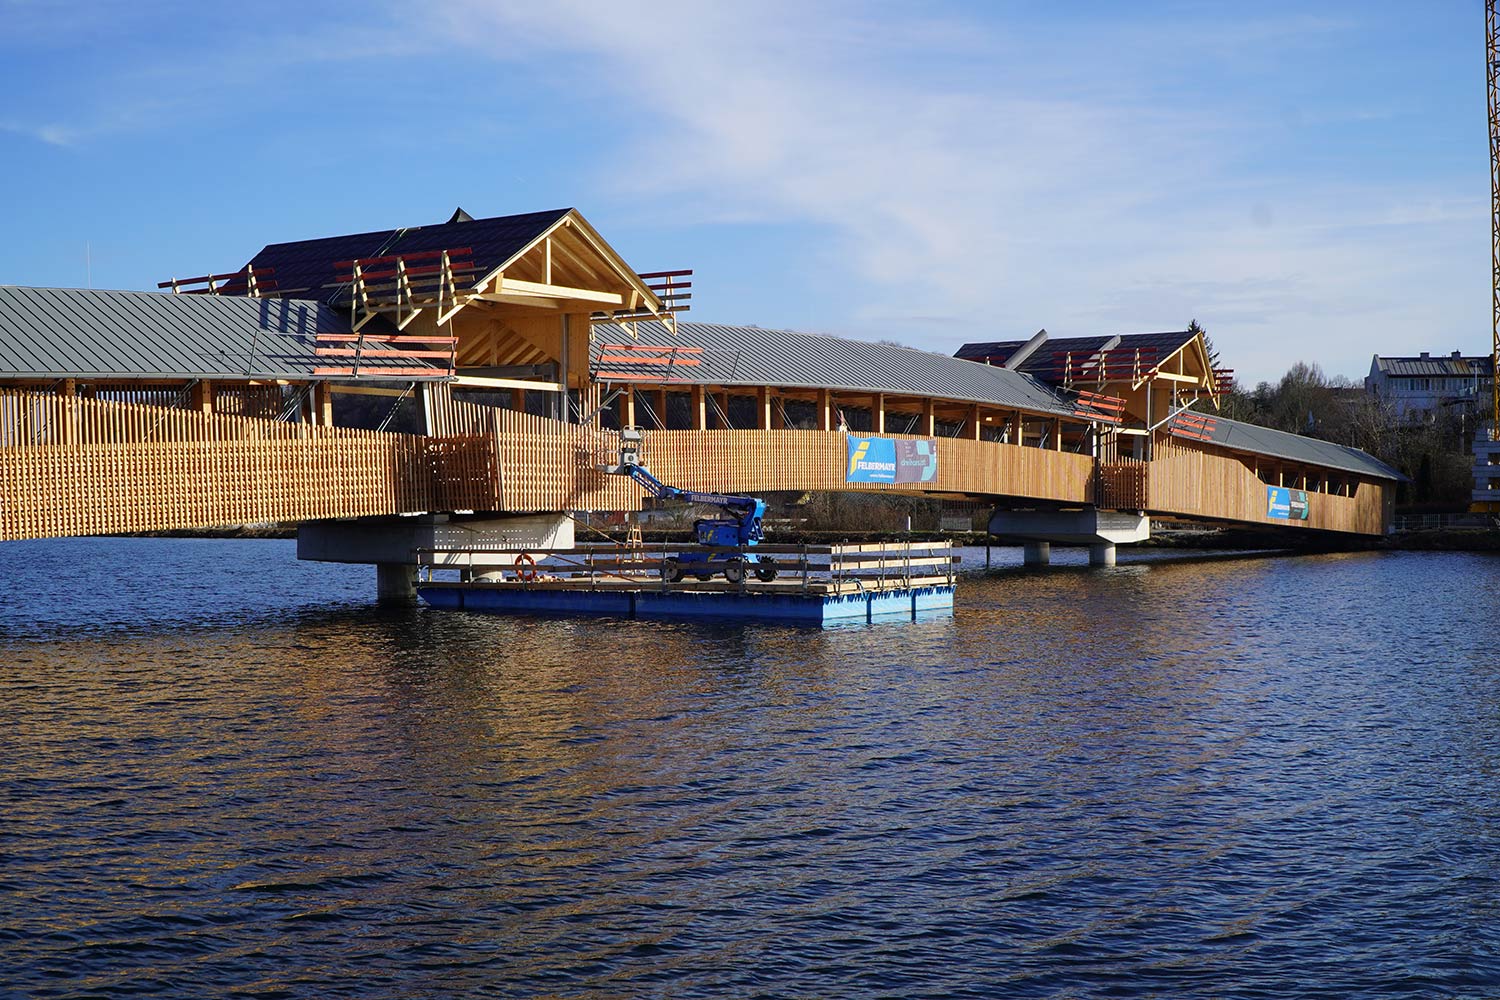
846, 437, 938, 484
1266, 486, 1309, 520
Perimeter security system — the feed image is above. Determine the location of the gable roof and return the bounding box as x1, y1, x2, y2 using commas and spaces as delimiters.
0, 286, 441, 381
592, 320, 1084, 419
241, 208, 573, 302
1371, 354, 1491, 378
956, 330, 1201, 379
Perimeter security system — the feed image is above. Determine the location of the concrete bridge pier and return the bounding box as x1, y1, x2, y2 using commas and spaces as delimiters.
300, 512, 575, 603
989, 508, 1149, 568
376, 564, 419, 605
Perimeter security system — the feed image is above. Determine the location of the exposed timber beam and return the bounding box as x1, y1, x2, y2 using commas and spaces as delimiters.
450, 374, 566, 393
475, 278, 624, 305
471, 295, 563, 311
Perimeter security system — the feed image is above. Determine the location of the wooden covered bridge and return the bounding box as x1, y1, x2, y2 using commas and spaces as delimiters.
0, 207, 1399, 564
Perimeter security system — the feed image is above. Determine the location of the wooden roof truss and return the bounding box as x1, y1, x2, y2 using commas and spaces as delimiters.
469, 213, 671, 328
337, 248, 479, 333
1055, 335, 1221, 403
158, 266, 278, 297
1052, 346, 1160, 390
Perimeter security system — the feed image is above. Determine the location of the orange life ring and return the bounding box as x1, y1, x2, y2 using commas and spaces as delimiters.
514, 552, 538, 582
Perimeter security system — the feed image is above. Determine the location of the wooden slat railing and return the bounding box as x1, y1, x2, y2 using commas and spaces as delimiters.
1145, 435, 1388, 535
1098, 459, 1149, 510
0, 389, 1391, 540
486, 409, 1097, 513
0, 389, 498, 541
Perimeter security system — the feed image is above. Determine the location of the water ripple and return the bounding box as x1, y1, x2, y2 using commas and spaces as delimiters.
2, 541, 1499, 997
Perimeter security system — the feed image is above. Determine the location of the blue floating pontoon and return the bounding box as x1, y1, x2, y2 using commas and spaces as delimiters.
418, 581, 954, 625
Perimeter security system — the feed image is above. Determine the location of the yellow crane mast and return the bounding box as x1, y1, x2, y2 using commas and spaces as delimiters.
1489, 0, 1500, 439
1473, 0, 1500, 514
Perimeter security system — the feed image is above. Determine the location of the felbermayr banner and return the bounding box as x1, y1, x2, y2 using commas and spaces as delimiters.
1266, 486, 1310, 520
846, 437, 939, 484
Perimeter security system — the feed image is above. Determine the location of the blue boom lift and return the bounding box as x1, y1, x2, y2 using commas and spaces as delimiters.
605, 428, 777, 584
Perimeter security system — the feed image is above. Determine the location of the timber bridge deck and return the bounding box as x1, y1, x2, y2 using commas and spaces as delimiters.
0, 208, 1400, 547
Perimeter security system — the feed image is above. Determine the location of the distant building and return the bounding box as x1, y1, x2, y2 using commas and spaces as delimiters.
1365, 351, 1492, 422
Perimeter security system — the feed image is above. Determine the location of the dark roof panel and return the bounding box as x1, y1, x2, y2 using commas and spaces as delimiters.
957, 330, 1199, 379
0, 286, 438, 381
242, 209, 572, 302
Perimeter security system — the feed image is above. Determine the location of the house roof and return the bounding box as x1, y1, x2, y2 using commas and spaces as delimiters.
592, 320, 1085, 420
955, 330, 1200, 379
0, 285, 440, 381
1189, 412, 1404, 482
1371, 354, 1491, 378
240, 208, 573, 302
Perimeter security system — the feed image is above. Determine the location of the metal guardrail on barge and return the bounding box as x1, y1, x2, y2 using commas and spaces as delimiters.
414, 540, 958, 624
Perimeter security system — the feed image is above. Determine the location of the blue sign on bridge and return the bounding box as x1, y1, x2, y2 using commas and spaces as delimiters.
1266, 486, 1309, 520
846, 437, 938, 484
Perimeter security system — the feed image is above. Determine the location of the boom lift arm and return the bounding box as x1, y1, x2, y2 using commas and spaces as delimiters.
604, 427, 775, 583
617, 463, 766, 548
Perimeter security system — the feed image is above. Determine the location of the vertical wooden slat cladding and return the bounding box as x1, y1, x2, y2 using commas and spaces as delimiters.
0, 388, 499, 541
1147, 435, 1387, 536
1098, 459, 1150, 510
0, 391, 1391, 540
488, 410, 1097, 512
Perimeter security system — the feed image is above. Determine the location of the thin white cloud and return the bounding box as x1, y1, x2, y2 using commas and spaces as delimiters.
440, 1, 1482, 383
6, 1, 1473, 383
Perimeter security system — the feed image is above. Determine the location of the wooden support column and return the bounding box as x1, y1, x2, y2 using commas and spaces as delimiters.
1054, 418, 1063, 451
512, 386, 528, 414
315, 382, 333, 426
654, 389, 668, 430
716, 391, 732, 429
872, 393, 885, 434
921, 398, 936, 436
969, 404, 982, 440
756, 386, 773, 430
59, 379, 78, 446
817, 389, 833, 431
622, 386, 636, 428
191, 380, 214, 416
690, 385, 707, 430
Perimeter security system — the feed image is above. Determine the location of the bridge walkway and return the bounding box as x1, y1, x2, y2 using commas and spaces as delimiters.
0, 207, 1401, 543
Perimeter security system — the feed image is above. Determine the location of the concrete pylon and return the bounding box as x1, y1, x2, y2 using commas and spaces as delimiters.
376, 564, 418, 605
990, 508, 1149, 569
1023, 541, 1051, 566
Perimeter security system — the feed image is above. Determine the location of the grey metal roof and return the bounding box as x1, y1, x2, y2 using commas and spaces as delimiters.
592, 320, 1084, 419
1192, 413, 1404, 482
0, 286, 440, 381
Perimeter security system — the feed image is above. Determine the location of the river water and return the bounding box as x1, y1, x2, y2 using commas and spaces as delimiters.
3, 538, 1499, 998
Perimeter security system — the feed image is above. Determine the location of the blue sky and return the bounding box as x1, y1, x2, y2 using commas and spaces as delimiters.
0, 0, 1486, 384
